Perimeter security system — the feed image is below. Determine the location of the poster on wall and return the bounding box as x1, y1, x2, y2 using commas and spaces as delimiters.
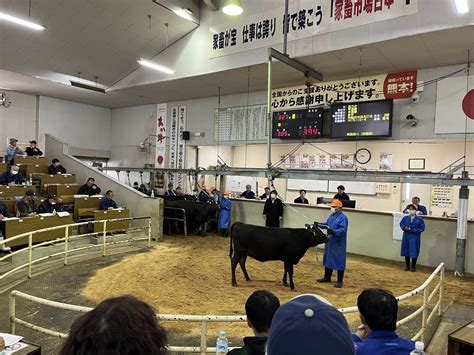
176, 106, 187, 187
341, 153, 355, 169
392, 213, 405, 241
155, 104, 167, 168
289, 154, 300, 169
379, 153, 393, 171
317, 154, 330, 170
169, 107, 179, 183
279, 154, 290, 168
300, 154, 310, 169
330, 154, 342, 169
431, 185, 454, 208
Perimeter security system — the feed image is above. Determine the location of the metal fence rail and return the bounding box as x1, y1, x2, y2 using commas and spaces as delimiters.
8, 263, 445, 354
163, 206, 187, 236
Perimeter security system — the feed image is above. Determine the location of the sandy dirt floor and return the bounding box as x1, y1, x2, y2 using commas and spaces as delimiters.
82, 235, 474, 341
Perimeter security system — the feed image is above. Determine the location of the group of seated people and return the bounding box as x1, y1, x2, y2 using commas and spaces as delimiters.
6, 139, 43, 165
26, 287, 416, 355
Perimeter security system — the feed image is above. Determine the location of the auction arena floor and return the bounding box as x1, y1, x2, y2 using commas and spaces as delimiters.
1, 234, 473, 354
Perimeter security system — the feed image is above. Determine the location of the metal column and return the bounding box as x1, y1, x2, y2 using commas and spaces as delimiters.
455, 185, 469, 277
266, 50, 273, 187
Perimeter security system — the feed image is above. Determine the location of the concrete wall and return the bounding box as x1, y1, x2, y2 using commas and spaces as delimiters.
45, 134, 163, 239
230, 199, 474, 274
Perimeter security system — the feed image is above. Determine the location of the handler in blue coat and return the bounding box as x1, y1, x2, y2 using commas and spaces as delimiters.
218, 192, 232, 237
400, 204, 425, 272
317, 199, 349, 288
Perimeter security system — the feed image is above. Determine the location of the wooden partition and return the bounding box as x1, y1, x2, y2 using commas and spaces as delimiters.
17, 164, 49, 177
0, 185, 34, 198
14, 156, 47, 165
93, 209, 130, 232
74, 196, 103, 219
40, 174, 76, 191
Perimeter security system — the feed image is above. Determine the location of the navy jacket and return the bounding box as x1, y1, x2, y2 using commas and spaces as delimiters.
100, 198, 117, 210
240, 190, 256, 199
334, 192, 350, 201
48, 164, 66, 174
403, 204, 428, 215
78, 183, 101, 196
0, 171, 26, 185
353, 331, 415, 355
38, 200, 64, 214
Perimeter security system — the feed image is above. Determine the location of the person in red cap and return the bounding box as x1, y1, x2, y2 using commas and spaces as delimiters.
317, 199, 349, 288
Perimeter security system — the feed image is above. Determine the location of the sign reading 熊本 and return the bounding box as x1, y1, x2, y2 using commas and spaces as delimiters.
271, 70, 417, 110
209, 0, 418, 58
155, 104, 167, 168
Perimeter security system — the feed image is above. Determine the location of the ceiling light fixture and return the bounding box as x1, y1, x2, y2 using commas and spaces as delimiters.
138, 58, 175, 74
173, 7, 194, 21
455, 0, 470, 14
222, 0, 243, 16
0, 12, 45, 30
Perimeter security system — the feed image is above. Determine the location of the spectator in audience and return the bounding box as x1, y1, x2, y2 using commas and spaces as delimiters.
353, 288, 415, 354
402, 196, 428, 216
164, 183, 176, 197
16, 190, 37, 217
260, 187, 271, 200
100, 190, 117, 210
211, 187, 221, 204
266, 294, 355, 355
139, 183, 148, 194
0, 165, 26, 185
25, 140, 43, 156
218, 192, 232, 237
48, 159, 67, 174
38, 194, 64, 214
133, 181, 140, 190
294, 189, 309, 204
334, 185, 350, 201
78, 177, 101, 196
0, 200, 11, 252
6, 138, 24, 165
240, 184, 256, 199
263, 190, 283, 227
229, 290, 280, 355
198, 184, 212, 203
175, 186, 184, 196
60, 295, 168, 355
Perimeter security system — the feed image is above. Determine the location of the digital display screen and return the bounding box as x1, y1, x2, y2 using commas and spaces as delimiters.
272, 107, 324, 139
330, 100, 393, 139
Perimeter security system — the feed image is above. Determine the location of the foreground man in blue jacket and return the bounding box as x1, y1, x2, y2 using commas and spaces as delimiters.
317, 199, 349, 288
353, 288, 415, 354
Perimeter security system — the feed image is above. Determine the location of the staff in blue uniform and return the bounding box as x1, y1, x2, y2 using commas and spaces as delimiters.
317, 199, 349, 288
218, 192, 232, 237
400, 204, 425, 272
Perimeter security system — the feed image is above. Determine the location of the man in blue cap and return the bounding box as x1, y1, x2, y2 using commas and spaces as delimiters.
266, 294, 355, 354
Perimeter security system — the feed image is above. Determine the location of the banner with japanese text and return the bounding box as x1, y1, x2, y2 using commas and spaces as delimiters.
169, 107, 179, 183
271, 70, 417, 110
155, 103, 167, 168
176, 106, 187, 188
209, 0, 417, 58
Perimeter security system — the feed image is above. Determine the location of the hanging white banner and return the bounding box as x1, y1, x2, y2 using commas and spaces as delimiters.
176, 106, 187, 188
169, 106, 179, 183
209, 0, 417, 58
155, 103, 167, 168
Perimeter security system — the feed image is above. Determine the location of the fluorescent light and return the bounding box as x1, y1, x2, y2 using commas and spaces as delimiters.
173, 7, 194, 21
222, 0, 243, 15
455, 0, 470, 14
138, 58, 175, 74
0, 12, 45, 30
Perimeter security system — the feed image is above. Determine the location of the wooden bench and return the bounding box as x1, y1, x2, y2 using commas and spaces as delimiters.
93, 209, 130, 233
74, 196, 103, 219
14, 156, 47, 165
40, 174, 75, 192
17, 163, 49, 177
47, 184, 80, 197
0, 185, 34, 198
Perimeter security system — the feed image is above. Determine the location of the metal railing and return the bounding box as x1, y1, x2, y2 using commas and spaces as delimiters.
163, 207, 187, 236
0, 215, 152, 281
8, 263, 445, 353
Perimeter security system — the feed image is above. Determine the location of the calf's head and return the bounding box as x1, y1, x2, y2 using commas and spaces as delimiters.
305, 222, 329, 246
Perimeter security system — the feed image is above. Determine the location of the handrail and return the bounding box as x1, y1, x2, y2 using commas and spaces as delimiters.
8, 263, 445, 353
163, 207, 187, 236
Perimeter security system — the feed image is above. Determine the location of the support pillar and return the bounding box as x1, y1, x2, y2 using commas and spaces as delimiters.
455, 185, 469, 277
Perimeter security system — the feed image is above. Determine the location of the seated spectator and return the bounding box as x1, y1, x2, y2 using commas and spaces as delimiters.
240, 185, 256, 199
163, 183, 176, 197
78, 177, 101, 196
25, 140, 43, 156
175, 186, 184, 196
48, 159, 67, 174
402, 197, 428, 216
267, 294, 355, 354
59, 295, 168, 355
294, 189, 309, 204
0, 165, 26, 185
260, 187, 271, 200
0, 200, 10, 252
198, 184, 212, 203
16, 190, 37, 217
38, 194, 64, 214
100, 190, 117, 210
139, 183, 148, 194
353, 288, 415, 354
133, 181, 140, 190
6, 138, 24, 165
229, 290, 280, 355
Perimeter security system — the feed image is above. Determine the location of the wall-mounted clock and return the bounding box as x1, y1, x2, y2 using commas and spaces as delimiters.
355, 148, 371, 164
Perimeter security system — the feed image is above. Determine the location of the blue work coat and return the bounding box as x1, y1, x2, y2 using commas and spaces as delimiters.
323, 211, 349, 270
353, 331, 415, 355
218, 198, 232, 229
400, 215, 425, 258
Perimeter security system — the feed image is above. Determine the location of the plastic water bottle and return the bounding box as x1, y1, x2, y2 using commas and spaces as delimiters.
150, 189, 155, 198
410, 341, 424, 354
216, 330, 228, 355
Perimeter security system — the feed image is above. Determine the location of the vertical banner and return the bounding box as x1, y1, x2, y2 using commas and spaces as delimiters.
155, 104, 167, 168
169, 107, 179, 183
176, 106, 187, 188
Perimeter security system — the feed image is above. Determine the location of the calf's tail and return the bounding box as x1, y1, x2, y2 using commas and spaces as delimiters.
229, 223, 235, 259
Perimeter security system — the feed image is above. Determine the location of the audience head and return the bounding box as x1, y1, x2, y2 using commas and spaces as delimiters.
133, 182, 139, 188
270, 190, 278, 200
9, 138, 17, 146
245, 290, 280, 336
412, 196, 420, 205
86, 177, 95, 187
167, 183, 173, 189
299, 189, 306, 197
106, 190, 114, 199
201, 184, 207, 190
29, 140, 37, 148
264, 187, 271, 194
176, 186, 183, 195
357, 288, 398, 332
10, 165, 20, 175
267, 294, 354, 354
52, 159, 60, 166
25, 190, 35, 201
245, 184, 252, 192
47, 194, 57, 205
223, 191, 230, 199
60, 295, 168, 355
337, 185, 346, 195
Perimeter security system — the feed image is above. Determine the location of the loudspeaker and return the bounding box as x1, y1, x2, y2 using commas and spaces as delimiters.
182, 131, 190, 140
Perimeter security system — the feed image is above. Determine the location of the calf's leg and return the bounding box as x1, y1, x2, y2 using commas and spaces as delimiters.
231, 251, 242, 286
285, 261, 295, 291
239, 254, 251, 281
282, 264, 288, 287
